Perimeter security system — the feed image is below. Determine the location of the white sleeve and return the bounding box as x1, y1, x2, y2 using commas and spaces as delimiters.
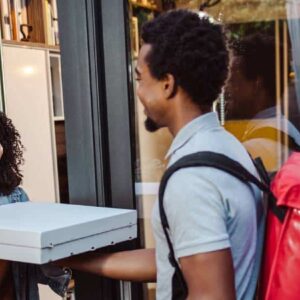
163, 168, 231, 258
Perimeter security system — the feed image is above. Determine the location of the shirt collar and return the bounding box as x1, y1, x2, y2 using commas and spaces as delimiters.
165, 112, 220, 159
253, 106, 277, 119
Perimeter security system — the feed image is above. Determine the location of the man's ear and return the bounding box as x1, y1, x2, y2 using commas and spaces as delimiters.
163, 73, 177, 99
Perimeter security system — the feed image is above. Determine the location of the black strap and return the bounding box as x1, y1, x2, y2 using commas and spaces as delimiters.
158, 151, 269, 288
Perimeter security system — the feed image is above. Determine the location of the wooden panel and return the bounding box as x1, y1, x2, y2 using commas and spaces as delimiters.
2, 39, 59, 50
1, 0, 12, 39
25, 0, 45, 43
9, 0, 19, 40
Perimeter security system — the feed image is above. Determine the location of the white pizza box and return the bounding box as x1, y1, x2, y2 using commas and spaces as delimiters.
0, 202, 137, 264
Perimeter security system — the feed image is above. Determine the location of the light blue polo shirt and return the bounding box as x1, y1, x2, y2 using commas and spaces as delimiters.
152, 112, 264, 300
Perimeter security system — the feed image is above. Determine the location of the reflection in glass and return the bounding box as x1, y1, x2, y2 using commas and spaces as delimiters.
225, 21, 300, 172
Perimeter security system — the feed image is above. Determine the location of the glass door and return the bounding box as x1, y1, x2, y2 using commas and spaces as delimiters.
126, 1, 300, 299
57, 0, 300, 299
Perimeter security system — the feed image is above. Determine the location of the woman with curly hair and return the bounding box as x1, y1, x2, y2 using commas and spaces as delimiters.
0, 112, 71, 300
0, 112, 29, 299
0, 111, 27, 201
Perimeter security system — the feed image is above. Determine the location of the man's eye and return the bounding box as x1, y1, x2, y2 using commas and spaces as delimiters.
135, 78, 141, 81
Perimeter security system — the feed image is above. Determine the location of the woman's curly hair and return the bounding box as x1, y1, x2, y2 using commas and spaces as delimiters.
141, 10, 229, 107
0, 112, 24, 195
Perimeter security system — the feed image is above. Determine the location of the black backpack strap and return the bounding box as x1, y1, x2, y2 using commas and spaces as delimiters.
252, 158, 288, 222
159, 151, 269, 230
252, 157, 270, 185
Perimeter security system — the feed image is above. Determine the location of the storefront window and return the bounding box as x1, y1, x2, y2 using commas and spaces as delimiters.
127, 1, 300, 298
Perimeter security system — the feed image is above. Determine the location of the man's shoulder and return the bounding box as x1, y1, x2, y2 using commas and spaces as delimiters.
170, 135, 254, 173
166, 133, 258, 198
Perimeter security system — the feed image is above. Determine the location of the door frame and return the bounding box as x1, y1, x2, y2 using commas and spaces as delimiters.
57, 0, 141, 299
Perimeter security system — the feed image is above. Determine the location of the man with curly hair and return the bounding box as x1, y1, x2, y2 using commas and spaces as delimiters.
60, 10, 263, 300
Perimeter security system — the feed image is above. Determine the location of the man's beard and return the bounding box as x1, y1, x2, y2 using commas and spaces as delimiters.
144, 117, 160, 132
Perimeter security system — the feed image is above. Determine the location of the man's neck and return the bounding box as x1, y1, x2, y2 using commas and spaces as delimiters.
168, 100, 205, 136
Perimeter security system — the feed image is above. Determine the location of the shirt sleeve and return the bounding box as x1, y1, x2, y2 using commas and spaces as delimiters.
163, 168, 230, 258
18, 187, 30, 202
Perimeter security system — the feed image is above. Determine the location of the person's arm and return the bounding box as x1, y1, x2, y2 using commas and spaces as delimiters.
162, 170, 237, 299
0, 260, 15, 300
180, 249, 236, 300
57, 248, 156, 282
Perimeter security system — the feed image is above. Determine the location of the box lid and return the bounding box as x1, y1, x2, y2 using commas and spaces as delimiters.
0, 202, 137, 249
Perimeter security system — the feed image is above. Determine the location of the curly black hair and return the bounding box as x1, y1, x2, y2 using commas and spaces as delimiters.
141, 10, 229, 107
0, 112, 24, 195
